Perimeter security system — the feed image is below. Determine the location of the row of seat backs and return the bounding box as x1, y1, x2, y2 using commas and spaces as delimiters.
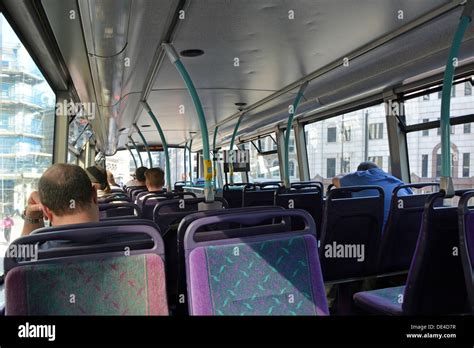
139, 192, 197, 219
354, 190, 472, 315
319, 183, 440, 282
182, 208, 328, 315
222, 182, 324, 235
222, 182, 282, 208
98, 191, 199, 221
4, 208, 328, 316
4, 219, 168, 315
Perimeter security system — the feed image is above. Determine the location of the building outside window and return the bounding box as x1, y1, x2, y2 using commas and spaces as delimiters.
463, 153, 470, 178
0, 14, 55, 246
421, 154, 428, 178
422, 119, 429, 136
369, 123, 383, 140
327, 127, 337, 143
326, 158, 336, 178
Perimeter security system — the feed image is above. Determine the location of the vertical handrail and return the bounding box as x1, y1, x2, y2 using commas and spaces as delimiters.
162, 43, 214, 201
229, 113, 244, 184
439, 1, 472, 196
125, 144, 138, 169
184, 140, 188, 183
284, 82, 308, 188
213, 125, 219, 188
188, 138, 193, 184
133, 124, 153, 168
142, 101, 172, 191
128, 136, 143, 167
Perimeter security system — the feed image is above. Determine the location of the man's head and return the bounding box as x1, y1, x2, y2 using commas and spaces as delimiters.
135, 166, 148, 185
357, 161, 378, 171
86, 165, 109, 192
38, 164, 99, 223
145, 167, 165, 191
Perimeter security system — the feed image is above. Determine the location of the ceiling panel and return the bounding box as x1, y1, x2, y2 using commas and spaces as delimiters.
138, 0, 452, 149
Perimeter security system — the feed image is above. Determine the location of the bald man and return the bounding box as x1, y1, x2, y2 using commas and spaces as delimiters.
21, 164, 100, 236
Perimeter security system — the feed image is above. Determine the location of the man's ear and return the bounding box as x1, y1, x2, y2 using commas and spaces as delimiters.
42, 205, 54, 223
92, 186, 98, 204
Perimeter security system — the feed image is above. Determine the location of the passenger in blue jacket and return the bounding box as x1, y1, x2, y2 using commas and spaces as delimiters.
332, 161, 412, 224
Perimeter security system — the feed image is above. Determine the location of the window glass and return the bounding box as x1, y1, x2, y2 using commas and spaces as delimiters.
405, 78, 474, 189
404, 78, 473, 125
247, 132, 280, 182
305, 103, 389, 191
0, 14, 55, 248
106, 147, 185, 187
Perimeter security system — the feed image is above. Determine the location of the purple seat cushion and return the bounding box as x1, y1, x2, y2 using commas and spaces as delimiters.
353, 286, 404, 315
188, 234, 328, 315
6, 254, 168, 315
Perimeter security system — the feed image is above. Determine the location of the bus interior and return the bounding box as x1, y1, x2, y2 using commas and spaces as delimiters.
0, 0, 473, 333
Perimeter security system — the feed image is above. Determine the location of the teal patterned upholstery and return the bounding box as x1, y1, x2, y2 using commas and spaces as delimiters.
353, 286, 404, 315
189, 235, 326, 315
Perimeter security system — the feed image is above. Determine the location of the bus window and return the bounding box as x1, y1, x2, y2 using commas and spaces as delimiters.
305, 103, 389, 191
287, 129, 300, 182
106, 150, 136, 186
0, 14, 55, 247
169, 147, 186, 185
247, 132, 280, 182
68, 115, 92, 154
405, 81, 474, 190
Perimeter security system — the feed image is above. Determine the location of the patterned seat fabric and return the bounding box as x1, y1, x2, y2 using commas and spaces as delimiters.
353, 286, 404, 315
188, 234, 328, 315
6, 254, 168, 315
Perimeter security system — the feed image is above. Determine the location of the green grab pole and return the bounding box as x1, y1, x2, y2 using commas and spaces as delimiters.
439, 4, 472, 196
128, 136, 143, 167
133, 124, 153, 168
162, 43, 214, 201
284, 81, 308, 188
142, 101, 172, 191
229, 114, 244, 184
125, 144, 138, 169
213, 126, 219, 187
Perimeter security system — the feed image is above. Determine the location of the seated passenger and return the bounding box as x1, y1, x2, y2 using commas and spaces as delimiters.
145, 168, 165, 193
125, 166, 148, 187
86, 165, 111, 198
332, 161, 412, 224
21, 164, 100, 236
107, 170, 121, 189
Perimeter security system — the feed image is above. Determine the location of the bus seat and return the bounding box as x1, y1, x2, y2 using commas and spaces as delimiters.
99, 202, 141, 219
242, 185, 277, 207
319, 186, 384, 281
4, 221, 168, 315
223, 183, 255, 208
153, 197, 228, 236
354, 191, 470, 315
377, 183, 439, 274
184, 209, 328, 315
174, 206, 288, 315
458, 191, 474, 314
275, 187, 323, 238
140, 192, 197, 219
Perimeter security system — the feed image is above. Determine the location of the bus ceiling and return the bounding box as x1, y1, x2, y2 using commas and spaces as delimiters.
4, 0, 474, 154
